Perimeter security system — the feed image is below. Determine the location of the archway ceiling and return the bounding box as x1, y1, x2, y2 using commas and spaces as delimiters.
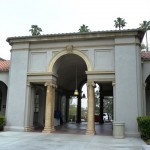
56, 54, 87, 91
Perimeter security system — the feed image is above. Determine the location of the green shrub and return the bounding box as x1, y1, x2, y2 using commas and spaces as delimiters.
0, 115, 5, 131
137, 116, 150, 140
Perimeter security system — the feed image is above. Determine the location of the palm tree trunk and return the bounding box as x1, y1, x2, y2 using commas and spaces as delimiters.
119, 24, 121, 30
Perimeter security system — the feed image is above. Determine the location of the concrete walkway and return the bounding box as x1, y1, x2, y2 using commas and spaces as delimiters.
0, 131, 147, 150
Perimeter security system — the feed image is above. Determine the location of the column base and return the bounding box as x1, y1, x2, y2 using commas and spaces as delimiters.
24, 126, 34, 132
42, 127, 55, 133
86, 130, 95, 135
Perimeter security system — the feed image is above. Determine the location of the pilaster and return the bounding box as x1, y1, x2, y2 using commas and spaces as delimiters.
24, 82, 34, 131
112, 81, 116, 121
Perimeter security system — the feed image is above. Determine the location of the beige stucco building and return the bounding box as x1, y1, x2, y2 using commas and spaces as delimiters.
0, 29, 150, 137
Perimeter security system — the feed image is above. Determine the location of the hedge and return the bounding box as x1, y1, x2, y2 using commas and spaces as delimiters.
137, 116, 150, 140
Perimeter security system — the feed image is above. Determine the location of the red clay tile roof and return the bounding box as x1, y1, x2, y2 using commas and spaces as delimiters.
141, 51, 150, 60
0, 60, 10, 72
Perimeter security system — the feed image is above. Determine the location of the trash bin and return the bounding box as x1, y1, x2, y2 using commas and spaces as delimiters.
113, 122, 125, 138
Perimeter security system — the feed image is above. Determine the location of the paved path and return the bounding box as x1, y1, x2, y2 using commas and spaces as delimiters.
0, 131, 146, 150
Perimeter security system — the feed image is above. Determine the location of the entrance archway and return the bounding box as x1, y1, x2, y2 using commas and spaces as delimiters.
53, 53, 88, 125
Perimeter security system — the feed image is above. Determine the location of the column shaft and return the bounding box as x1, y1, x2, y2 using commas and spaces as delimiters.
77, 94, 81, 123
86, 81, 95, 135
24, 83, 31, 131
99, 93, 104, 124
51, 86, 55, 131
43, 82, 55, 133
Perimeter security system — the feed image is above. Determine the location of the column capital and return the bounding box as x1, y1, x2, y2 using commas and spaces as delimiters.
112, 81, 116, 86
27, 82, 31, 87
86, 80, 96, 88
45, 81, 57, 88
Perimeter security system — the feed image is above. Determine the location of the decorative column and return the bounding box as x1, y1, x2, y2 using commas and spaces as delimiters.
112, 81, 116, 121
86, 81, 96, 135
65, 94, 70, 122
76, 92, 81, 123
51, 83, 57, 131
43, 81, 56, 133
24, 82, 32, 131
99, 84, 104, 124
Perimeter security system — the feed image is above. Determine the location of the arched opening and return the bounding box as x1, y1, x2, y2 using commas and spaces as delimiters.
53, 53, 88, 133
145, 75, 150, 115
0, 81, 7, 116
80, 82, 113, 135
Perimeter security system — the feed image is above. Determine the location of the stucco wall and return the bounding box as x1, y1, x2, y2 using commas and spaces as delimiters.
114, 37, 142, 137
5, 49, 29, 131
28, 40, 114, 73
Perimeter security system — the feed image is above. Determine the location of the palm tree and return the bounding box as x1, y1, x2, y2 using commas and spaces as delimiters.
79, 24, 90, 32
29, 25, 42, 36
114, 17, 127, 30
139, 21, 150, 51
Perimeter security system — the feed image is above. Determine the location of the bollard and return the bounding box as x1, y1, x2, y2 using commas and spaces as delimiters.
113, 122, 125, 138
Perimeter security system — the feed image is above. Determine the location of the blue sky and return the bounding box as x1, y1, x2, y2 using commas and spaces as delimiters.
0, 0, 150, 59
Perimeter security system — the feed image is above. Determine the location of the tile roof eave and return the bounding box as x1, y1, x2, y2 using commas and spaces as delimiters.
6, 28, 145, 44
0, 60, 10, 72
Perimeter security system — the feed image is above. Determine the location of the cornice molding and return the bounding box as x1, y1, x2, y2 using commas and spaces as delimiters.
27, 72, 58, 77
86, 71, 115, 75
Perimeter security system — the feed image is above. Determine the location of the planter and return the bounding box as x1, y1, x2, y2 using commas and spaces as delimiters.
113, 122, 125, 139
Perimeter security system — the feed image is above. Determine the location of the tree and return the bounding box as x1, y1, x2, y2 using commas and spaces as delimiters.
139, 21, 150, 51
79, 24, 90, 32
29, 25, 42, 36
140, 43, 146, 50
114, 17, 127, 30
